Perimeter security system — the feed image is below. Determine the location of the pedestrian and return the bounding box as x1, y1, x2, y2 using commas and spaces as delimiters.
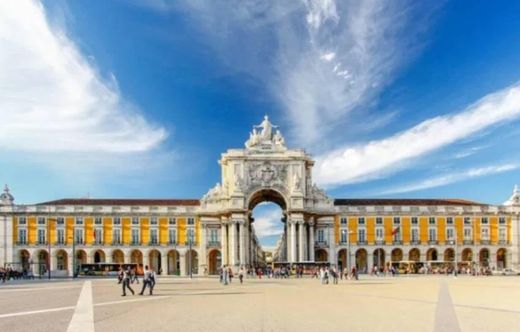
122, 268, 135, 296
239, 266, 244, 284
222, 265, 229, 285
228, 266, 233, 283
150, 268, 156, 290
139, 265, 153, 295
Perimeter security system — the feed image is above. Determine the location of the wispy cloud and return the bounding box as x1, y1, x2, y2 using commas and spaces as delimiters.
381, 163, 520, 195
314, 83, 520, 187
253, 206, 284, 238
0, 1, 167, 153
141, 0, 434, 147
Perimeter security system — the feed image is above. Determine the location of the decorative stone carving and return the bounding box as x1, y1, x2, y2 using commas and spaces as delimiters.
248, 162, 287, 187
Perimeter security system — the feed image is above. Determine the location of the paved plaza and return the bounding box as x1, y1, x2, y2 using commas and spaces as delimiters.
0, 275, 519, 332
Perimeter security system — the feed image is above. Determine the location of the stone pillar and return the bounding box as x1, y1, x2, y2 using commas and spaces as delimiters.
229, 221, 237, 266
290, 221, 297, 263
239, 221, 246, 266
160, 251, 168, 275
309, 221, 315, 262
0, 213, 14, 268
221, 221, 228, 266
179, 251, 187, 276
143, 251, 150, 269
285, 222, 291, 263
298, 221, 306, 262
511, 212, 520, 270
199, 223, 207, 276
67, 250, 74, 277
328, 224, 336, 265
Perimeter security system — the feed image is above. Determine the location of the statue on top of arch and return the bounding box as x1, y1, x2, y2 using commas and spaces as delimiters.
245, 115, 286, 150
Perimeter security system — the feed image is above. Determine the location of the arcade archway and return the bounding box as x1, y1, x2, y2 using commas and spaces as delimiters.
208, 249, 221, 275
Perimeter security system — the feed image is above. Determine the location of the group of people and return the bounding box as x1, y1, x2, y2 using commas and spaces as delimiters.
118, 265, 156, 296
1, 266, 34, 282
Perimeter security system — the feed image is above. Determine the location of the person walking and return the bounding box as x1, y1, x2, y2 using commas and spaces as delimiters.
239, 266, 244, 284
121, 268, 135, 296
117, 266, 124, 284
222, 265, 229, 285
139, 265, 153, 295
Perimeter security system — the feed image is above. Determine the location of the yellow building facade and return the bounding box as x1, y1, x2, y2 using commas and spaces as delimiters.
1, 117, 519, 277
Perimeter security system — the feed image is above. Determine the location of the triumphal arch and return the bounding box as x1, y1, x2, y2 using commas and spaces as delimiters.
199, 116, 335, 266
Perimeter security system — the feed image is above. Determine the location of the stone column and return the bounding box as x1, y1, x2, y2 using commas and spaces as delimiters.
239, 221, 246, 266
290, 220, 297, 263
179, 251, 187, 276
285, 221, 291, 263
229, 221, 237, 266
221, 221, 228, 266
160, 251, 168, 275
328, 224, 335, 265
511, 212, 520, 270
67, 250, 73, 277
299, 221, 306, 262
309, 221, 315, 262
199, 223, 207, 276
143, 251, 150, 269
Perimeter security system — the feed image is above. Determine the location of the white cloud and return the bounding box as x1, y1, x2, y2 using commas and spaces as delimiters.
314, 83, 520, 187
381, 163, 520, 195
0, 0, 167, 153
253, 208, 284, 238
141, 1, 433, 147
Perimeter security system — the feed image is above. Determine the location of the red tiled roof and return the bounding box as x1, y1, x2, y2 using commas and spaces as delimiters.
36, 199, 200, 206
333, 198, 483, 206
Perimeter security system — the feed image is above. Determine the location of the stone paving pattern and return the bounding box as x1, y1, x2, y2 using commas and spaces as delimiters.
0, 276, 519, 332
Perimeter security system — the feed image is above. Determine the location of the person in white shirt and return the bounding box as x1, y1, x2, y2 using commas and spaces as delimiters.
139, 265, 153, 295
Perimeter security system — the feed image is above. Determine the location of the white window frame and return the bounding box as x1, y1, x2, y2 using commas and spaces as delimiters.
18, 228, 27, 244
358, 228, 366, 243
131, 228, 140, 244
428, 228, 437, 242
74, 228, 84, 244
94, 228, 103, 244
37, 228, 46, 244
168, 228, 177, 244
112, 228, 121, 245
57, 228, 65, 244
375, 227, 384, 241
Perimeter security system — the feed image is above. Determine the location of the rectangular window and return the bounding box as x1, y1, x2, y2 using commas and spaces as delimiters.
428, 228, 437, 242
131, 229, 140, 244
446, 217, 453, 225
57, 228, 65, 244
481, 228, 489, 240
132, 217, 139, 225
150, 217, 158, 225
112, 229, 121, 244
376, 228, 384, 240
411, 228, 419, 242
429, 217, 436, 225
358, 229, 366, 242
210, 229, 218, 243
168, 229, 177, 244
169, 217, 176, 225
74, 229, 84, 244
38, 229, 46, 244
187, 228, 195, 243
463, 228, 472, 240
94, 228, 103, 244
18, 217, 27, 225
499, 228, 506, 241
18, 229, 27, 244
393, 217, 400, 225
317, 229, 325, 243
411, 217, 418, 225
76, 217, 83, 225
481, 217, 489, 225
38, 217, 45, 225
376, 217, 383, 225
340, 229, 347, 243
150, 229, 158, 244
113, 217, 121, 225
94, 217, 102, 225
56, 217, 65, 225
446, 228, 454, 241
187, 218, 195, 225
393, 228, 401, 242
358, 217, 365, 225
464, 217, 471, 225
340, 217, 347, 225
499, 217, 506, 225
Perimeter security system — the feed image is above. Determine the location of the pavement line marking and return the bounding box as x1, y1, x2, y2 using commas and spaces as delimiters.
0, 286, 82, 293
67, 281, 94, 332
95, 295, 172, 307
434, 281, 461, 332
0, 306, 75, 319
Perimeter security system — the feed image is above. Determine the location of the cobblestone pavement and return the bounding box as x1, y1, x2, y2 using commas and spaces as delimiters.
1, 275, 519, 332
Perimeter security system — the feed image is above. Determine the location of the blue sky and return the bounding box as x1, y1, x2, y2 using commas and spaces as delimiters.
1, 1, 520, 247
